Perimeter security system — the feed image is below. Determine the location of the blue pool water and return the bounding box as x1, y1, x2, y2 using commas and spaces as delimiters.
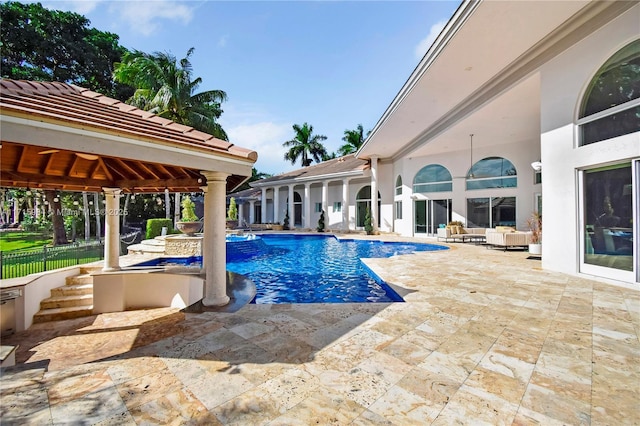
226, 234, 447, 304
131, 234, 448, 304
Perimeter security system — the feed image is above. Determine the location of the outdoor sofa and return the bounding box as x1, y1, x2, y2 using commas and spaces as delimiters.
485, 227, 532, 250
436, 226, 487, 243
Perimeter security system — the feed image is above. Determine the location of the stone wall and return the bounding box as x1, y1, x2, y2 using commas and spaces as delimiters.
165, 235, 202, 256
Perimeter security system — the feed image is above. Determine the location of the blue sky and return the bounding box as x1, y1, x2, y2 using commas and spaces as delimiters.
42, 0, 460, 175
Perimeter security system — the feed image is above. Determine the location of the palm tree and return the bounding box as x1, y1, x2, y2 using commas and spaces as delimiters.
283, 123, 328, 167
338, 124, 368, 156
113, 48, 228, 140
234, 168, 273, 192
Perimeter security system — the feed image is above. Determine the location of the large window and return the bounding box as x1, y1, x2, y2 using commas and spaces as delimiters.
413, 165, 452, 193
578, 39, 640, 146
583, 164, 634, 272
467, 197, 516, 228
395, 175, 403, 195
467, 157, 517, 190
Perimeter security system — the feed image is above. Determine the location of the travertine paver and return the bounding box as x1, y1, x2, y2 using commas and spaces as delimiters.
1, 236, 638, 425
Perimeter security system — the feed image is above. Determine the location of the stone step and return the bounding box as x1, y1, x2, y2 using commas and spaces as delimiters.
40, 294, 93, 309
50, 283, 93, 297
65, 274, 93, 285
33, 306, 94, 323
79, 266, 102, 275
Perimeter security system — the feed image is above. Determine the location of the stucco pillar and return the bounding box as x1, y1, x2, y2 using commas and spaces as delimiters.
238, 203, 245, 227
304, 183, 311, 229
261, 188, 267, 226
370, 156, 379, 231
273, 186, 280, 224
342, 178, 350, 231
249, 200, 255, 224
201, 171, 230, 306
102, 187, 121, 272
322, 181, 328, 216
288, 185, 295, 229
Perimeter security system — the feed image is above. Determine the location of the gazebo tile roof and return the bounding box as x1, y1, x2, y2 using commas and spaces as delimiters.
0, 79, 257, 162
0, 79, 257, 192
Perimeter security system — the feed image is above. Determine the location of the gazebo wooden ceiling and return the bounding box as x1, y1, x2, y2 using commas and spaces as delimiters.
2, 141, 208, 193
0, 79, 257, 193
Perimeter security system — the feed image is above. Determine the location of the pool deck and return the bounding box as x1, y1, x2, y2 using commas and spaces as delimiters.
1, 235, 638, 425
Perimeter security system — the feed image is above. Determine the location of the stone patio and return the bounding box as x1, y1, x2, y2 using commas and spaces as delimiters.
1, 238, 638, 425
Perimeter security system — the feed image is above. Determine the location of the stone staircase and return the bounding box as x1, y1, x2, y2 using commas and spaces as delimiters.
33, 266, 101, 323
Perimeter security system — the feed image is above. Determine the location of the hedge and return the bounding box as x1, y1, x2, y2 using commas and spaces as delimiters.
145, 218, 175, 239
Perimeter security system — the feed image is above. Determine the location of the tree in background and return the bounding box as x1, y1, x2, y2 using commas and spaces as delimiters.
113, 48, 228, 140
0, 1, 133, 100
338, 124, 369, 156
233, 168, 273, 192
283, 123, 328, 167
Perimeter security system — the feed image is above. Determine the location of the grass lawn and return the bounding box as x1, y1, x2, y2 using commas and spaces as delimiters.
0, 231, 52, 252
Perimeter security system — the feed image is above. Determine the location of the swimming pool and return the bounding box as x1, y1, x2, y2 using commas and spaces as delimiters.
226, 234, 447, 304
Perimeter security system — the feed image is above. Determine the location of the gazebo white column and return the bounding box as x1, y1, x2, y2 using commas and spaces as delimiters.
102, 187, 122, 272
304, 183, 311, 229
322, 181, 328, 216
201, 171, 230, 306
342, 178, 350, 230
288, 185, 295, 229
249, 200, 255, 224
273, 186, 280, 224
370, 156, 379, 231
261, 188, 267, 226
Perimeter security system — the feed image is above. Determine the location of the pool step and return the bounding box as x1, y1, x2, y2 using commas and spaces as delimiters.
33, 270, 96, 323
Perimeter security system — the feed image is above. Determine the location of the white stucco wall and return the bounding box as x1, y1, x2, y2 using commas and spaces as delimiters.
540, 5, 639, 282
388, 138, 541, 237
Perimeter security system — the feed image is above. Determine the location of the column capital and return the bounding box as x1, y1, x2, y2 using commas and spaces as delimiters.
102, 187, 122, 195
200, 171, 229, 182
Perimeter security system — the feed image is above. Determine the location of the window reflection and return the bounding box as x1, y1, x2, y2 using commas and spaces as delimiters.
413, 164, 452, 193
584, 164, 633, 271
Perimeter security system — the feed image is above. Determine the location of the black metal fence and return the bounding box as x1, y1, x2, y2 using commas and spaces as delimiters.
0, 241, 105, 279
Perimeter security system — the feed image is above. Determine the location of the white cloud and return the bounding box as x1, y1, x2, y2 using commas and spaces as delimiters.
109, 1, 194, 36
217, 35, 229, 48
415, 20, 447, 60
226, 122, 294, 175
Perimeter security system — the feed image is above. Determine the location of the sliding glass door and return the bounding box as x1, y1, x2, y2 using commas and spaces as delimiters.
581, 162, 637, 281
414, 199, 451, 235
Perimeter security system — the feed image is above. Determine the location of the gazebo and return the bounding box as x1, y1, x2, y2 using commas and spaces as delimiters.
0, 79, 258, 306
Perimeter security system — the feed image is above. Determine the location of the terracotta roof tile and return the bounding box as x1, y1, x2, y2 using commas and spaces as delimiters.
0, 79, 257, 163
254, 154, 368, 185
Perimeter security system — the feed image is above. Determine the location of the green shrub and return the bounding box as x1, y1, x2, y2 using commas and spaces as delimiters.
364, 207, 373, 235
146, 218, 174, 239
181, 196, 198, 221
317, 210, 325, 232
227, 197, 238, 220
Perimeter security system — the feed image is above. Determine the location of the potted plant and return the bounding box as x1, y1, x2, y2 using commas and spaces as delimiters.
364, 206, 374, 235
226, 197, 238, 229
317, 210, 326, 232
176, 195, 202, 236
283, 210, 290, 230
527, 211, 542, 255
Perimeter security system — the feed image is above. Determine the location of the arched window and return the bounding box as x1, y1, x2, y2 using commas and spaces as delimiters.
579, 39, 640, 146
466, 157, 517, 190
413, 165, 452, 193
395, 175, 403, 195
